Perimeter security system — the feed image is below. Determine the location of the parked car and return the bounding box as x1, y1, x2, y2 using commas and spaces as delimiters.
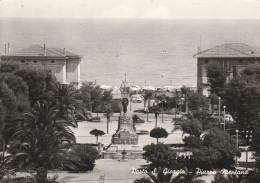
131, 95, 143, 103
212, 113, 235, 124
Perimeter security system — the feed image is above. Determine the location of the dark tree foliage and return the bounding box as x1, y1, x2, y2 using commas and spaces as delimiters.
183, 136, 203, 149
134, 177, 153, 183
8, 101, 76, 182
14, 69, 55, 103
0, 73, 30, 112
144, 91, 153, 101
0, 62, 19, 73
48, 83, 83, 126
186, 91, 207, 112
149, 105, 161, 127
189, 110, 218, 131
171, 167, 205, 183
224, 63, 260, 143
150, 127, 168, 144
252, 117, 260, 170
190, 127, 237, 169
142, 143, 180, 182
206, 61, 227, 95
211, 171, 249, 183
0, 82, 20, 152
79, 81, 103, 112
90, 129, 105, 144
65, 144, 99, 172
182, 118, 202, 137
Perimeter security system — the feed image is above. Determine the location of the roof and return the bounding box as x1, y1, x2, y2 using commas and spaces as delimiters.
194, 43, 260, 58
1, 45, 80, 59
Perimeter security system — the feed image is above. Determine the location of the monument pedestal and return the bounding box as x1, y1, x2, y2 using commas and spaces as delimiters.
104, 144, 143, 159
104, 80, 143, 159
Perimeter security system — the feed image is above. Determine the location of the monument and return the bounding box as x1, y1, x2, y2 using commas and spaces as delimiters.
103, 79, 143, 159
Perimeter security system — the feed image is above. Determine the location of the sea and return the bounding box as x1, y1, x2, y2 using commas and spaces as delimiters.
1, 18, 260, 87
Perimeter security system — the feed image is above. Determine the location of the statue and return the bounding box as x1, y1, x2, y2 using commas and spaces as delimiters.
122, 98, 129, 114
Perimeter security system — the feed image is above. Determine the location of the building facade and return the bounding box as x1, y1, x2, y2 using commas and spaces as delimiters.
0, 45, 82, 88
194, 43, 260, 96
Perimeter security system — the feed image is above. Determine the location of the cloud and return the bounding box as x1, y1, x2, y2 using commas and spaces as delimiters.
140, 4, 172, 19
100, 4, 137, 18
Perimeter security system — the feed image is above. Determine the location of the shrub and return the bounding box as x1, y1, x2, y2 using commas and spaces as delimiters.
64, 144, 99, 172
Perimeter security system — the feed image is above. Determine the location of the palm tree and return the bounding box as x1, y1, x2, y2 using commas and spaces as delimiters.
150, 105, 161, 128
49, 82, 83, 127
103, 106, 113, 134
9, 101, 76, 183
211, 171, 248, 183
144, 91, 153, 122
171, 167, 205, 183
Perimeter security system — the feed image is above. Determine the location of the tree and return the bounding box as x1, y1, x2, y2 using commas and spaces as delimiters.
211, 171, 248, 183
150, 127, 168, 144
149, 105, 161, 128
65, 144, 99, 172
190, 127, 238, 169
143, 143, 181, 183
0, 62, 19, 73
156, 94, 166, 123
186, 91, 207, 112
14, 69, 55, 104
79, 82, 103, 116
182, 118, 202, 138
206, 61, 228, 95
183, 136, 203, 149
90, 129, 105, 144
0, 82, 20, 161
0, 73, 30, 112
144, 91, 153, 121
134, 177, 153, 183
103, 106, 113, 134
8, 101, 76, 183
188, 110, 218, 131
48, 82, 83, 127
224, 63, 260, 143
252, 117, 260, 170
171, 167, 205, 183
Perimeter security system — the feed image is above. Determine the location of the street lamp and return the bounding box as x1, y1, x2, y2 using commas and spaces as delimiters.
223, 106, 226, 131
236, 130, 239, 165
218, 97, 221, 121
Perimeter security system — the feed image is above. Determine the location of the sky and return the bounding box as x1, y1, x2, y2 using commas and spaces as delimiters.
0, 0, 260, 19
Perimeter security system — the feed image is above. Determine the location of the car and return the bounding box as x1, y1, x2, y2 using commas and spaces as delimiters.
131, 95, 143, 103
212, 113, 234, 124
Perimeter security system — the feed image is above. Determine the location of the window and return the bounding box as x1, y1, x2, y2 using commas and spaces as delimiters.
21, 60, 25, 63
33, 60, 38, 63
51, 60, 55, 63
205, 59, 208, 64
239, 59, 243, 63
